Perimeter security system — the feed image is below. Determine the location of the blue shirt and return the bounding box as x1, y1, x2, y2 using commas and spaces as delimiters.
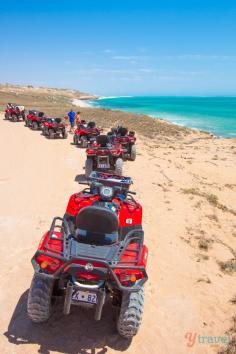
68, 111, 75, 122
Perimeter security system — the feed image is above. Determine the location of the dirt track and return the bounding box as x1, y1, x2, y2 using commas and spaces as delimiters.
0, 113, 236, 354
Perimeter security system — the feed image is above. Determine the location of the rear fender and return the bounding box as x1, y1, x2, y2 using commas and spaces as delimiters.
33, 231, 64, 273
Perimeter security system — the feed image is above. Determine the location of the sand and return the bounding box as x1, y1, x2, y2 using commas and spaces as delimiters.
72, 99, 93, 108
0, 112, 236, 354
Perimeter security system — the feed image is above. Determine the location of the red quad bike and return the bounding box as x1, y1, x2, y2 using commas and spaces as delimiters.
4, 103, 25, 122
42, 118, 68, 139
85, 135, 124, 178
27, 171, 148, 338
25, 110, 47, 130
109, 127, 137, 161
73, 121, 102, 148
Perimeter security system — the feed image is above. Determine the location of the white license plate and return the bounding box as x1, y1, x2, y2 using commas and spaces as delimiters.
72, 290, 98, 304
98, 164, 109, 169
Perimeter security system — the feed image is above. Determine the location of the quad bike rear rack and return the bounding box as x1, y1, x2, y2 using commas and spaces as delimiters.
32, 217, 148, 292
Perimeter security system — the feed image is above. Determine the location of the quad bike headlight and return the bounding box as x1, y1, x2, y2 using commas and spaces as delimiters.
99, 186, 114, 200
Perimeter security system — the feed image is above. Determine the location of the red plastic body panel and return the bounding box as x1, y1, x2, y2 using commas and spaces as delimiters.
42, 122, 66, 129
86, 142, 123, 157
65, 192, 142, 227
26, 113, 45, 123
5, 107, 24, 116
74, 127, 101, 137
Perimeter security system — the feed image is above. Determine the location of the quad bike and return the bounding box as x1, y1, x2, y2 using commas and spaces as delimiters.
108, 127, 137, 161
73, 121, 102, 148
25, 110, 46, 130
42, 118, 68, 139
27, 171, 148, 338
5, 103, 25, 122
85, 135, 124, 177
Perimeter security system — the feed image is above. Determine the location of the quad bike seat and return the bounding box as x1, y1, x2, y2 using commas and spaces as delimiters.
117, 127, 128, 137
55, 118, 62, 124
96, 135, 109, 147
87, 121, 96, 129
75, 206, 119, 245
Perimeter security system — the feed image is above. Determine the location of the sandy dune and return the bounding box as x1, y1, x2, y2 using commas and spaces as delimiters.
0, 113, 236, 354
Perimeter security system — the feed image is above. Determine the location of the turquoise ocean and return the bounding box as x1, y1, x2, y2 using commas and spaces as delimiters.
91, 96, 236, 138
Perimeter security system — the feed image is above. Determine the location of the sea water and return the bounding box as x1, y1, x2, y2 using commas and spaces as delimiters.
91, 96, 236, 138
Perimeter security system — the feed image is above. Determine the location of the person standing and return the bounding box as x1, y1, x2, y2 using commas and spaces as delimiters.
75, 111, 81, 126
68, 109, 76, 133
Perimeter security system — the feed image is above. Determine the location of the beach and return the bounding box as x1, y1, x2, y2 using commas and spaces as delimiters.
0, 85, 236, 354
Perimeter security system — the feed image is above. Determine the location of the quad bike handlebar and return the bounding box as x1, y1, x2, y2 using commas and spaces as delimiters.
79, 179, 136, 198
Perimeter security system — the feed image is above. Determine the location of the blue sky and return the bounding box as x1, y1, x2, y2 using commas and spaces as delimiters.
0, 0, 236, 95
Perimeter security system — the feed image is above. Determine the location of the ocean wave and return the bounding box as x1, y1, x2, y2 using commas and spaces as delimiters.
72, 98, 92, 107
97, 96, 133, 100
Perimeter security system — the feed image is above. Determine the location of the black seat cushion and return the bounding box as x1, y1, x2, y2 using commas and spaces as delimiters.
117, 127, 128, 136
87, 121, 96, 128
96, 135, 109, 147
75, 206, 119, 245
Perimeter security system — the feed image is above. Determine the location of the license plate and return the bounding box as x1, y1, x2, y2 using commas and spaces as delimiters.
72, 290, 98, 304
98, 163, 109, 169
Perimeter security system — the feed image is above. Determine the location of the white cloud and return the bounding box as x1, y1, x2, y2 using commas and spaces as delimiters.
112, 55, 150, 61
164, 54, 236, 61
102, 49, 114, 54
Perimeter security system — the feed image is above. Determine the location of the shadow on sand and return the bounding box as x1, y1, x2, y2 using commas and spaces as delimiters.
4, 290, 131, 354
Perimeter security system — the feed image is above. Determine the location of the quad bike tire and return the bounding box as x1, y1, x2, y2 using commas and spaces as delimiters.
85, 158, 93, 178
32, 122, 38, 130
63, 130, 68, 139
25, 119, 29, 127
117, 286, 144, 338
12, 114, 18, 122
81, 136, 88, 148
130, 145, 136, 161
73, 135, 78, 145
27, 274, 55, 323
4, 113, 9, 120
115, 158, 123, 176
49, 129, 54, 139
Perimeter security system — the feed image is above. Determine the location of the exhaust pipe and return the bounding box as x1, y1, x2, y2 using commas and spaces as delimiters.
63, 281, 73, 315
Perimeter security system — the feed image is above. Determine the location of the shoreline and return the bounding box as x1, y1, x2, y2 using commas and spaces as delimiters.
87, 102, 222, 140
90, 96, 236, 140
0, 83, 235, 141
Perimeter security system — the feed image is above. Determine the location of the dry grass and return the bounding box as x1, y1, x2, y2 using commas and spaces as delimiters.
206, 214, 219, 222
218, 316, 236, 354
181, 187, 236, 216
231, 296, 236, 305
218, 260, 236, 274
196, 276, 211, 284
198, 237, 212, 251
